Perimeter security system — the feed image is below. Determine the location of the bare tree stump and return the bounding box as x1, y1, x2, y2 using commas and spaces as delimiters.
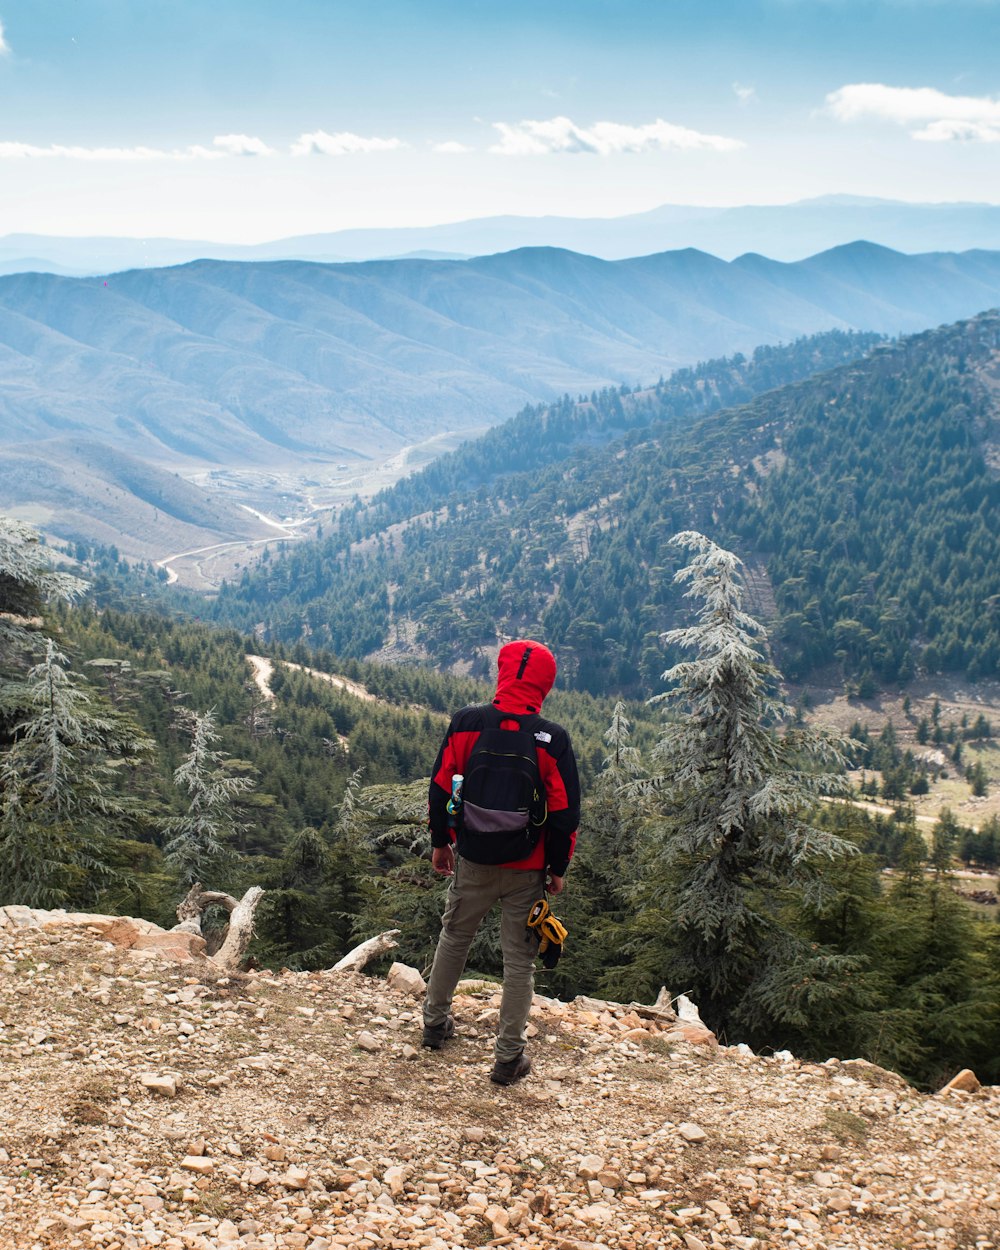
172, 882, 264, 969
213, 887, 265, 970
332, 929, 401, 973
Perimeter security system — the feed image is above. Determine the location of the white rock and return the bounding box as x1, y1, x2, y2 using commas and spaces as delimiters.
577, 1154, 605, 1180
578, 1201, 614, 1224
387, 962, 426, 996
180, 1156, 213, 1175
383, 1165, 408, 1196
675, 994, 705, 1025
678, 1122, 708, 1142
139, 1072, 177, 1098
282, 1165, 309, 1190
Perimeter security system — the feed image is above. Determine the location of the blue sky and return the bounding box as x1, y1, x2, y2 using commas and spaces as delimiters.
1, 0, 998, 240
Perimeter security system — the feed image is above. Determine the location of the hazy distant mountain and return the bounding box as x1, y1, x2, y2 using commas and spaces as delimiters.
2, 242, 1000, 471
3, 240, 1000, 560
0, 256, 89, 278
5, 197, 1000, 274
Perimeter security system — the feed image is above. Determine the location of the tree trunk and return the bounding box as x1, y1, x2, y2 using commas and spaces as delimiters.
213, 886, 265, 970
172, 882, 264, 969
332, 929, 401, 973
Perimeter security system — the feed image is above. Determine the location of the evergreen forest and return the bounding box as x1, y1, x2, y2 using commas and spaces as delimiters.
2, 514, 998, 1094
216, 313, 1000, 695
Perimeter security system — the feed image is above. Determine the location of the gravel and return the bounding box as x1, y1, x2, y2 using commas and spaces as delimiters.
1, 915, 998, 1250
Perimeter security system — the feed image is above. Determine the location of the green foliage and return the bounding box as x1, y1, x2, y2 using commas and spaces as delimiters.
0, 517, 86, 680
959, 816, 1000, 869
211, 316, 1000, 691
0, 640, 152, 907
619, 533, 858, 1038
213, 330, 883, 692
162, 708, 253, 889
745, 323, 1000, 683
966, 760, 989, 797
0, 518, 161, 909
3, 515, 997, 1089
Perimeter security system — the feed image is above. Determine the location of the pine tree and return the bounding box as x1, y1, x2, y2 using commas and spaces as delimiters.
255, 826, 338, 969
255, 767, 377, 968
0, 516, 85, 679
586, 701, 646, 869
162, 709, 254, 888
0, 639, 151, 907
633, 531, 859, 1040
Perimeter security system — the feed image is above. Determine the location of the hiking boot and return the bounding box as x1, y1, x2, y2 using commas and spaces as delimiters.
490, 1052, 532, 1086
421, 1015, 455, 1050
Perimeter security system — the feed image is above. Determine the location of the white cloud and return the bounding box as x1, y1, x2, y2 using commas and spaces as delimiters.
490, 115, 743, 156
0, 141, 226, 160
291, 129, 402, 156
431, 140, 473, 154
913, 118, 1000, 142
826, 82, 1000, 142
213, 133, 276, 157
733, 82, 757, 105
0, 134, 280, 160
0, 20, 9, 56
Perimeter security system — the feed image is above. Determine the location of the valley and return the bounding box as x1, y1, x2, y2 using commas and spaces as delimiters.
146, 428, 478, 586
214, 311, 1000, 701
3, 256, 999, 1105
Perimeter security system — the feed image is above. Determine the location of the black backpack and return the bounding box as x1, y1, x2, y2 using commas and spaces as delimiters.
457, 706, 547, 865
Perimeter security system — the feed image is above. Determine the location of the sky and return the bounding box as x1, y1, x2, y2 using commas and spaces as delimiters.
0, 0, 999, 241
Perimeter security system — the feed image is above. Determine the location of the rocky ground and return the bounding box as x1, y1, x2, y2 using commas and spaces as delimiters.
1, 910, 998, 1250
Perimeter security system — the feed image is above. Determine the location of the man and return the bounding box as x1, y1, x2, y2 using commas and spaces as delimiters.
422, 639, 580, 1085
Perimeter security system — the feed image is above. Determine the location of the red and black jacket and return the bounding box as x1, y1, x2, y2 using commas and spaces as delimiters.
428, 640, 580, 875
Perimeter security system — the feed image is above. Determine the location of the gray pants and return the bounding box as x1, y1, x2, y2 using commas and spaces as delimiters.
423, 856, 545, 1062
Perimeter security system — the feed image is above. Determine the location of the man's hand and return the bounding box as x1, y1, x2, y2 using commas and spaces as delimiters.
546, 873, 565, 895
432, 845, 455, 876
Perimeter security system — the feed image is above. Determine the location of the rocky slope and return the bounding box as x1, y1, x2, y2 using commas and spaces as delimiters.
1, 907, 997, 1250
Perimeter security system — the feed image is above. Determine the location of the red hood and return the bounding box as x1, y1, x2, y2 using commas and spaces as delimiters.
493, 640, 557, 715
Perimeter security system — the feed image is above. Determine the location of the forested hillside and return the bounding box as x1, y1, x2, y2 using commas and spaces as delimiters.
215, 328, 882, 674
0, 518, 657, 955
218, 312, 1000, 693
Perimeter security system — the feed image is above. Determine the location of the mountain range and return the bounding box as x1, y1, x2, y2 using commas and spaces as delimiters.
5, 197, 1000, 273
3, 241, 1000, 562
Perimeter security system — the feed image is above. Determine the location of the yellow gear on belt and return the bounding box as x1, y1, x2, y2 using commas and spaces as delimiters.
526, 897, 568, 954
